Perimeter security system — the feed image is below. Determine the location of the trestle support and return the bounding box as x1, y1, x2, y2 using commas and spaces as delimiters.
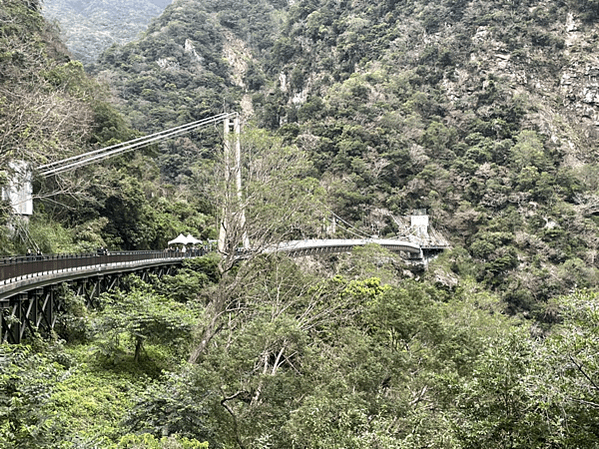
0, 266, 173, 344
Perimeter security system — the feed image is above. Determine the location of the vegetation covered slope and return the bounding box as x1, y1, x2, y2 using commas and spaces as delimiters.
90, 0, 599, 314
42, 0, 172, 64
2, 0, 599, 448
2, 256, 599, 448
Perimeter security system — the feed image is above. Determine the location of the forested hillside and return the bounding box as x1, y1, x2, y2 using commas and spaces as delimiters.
2, 0, 599, 447
92, 0, 599, 312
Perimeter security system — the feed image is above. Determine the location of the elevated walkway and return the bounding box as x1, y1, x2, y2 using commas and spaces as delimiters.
0, 252, 185, 301
264, 238, 446, 260
0, 251, 187, 343
0, 239, 449, 343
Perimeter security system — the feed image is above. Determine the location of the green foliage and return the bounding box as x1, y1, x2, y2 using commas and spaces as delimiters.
509, 130, 551, 171
53, 288, 91, 343
541, 290, 599, 444
365, 281, 445, 349
115, 434, 208, 449
90, 100, 140, 146
92, 283, 197, 364
180, 251, 524, 447
449, 289, 599, 447
0, 345, 65, 448
420, 120, 458, 159
48, 362, 144, 444
335, 243, 406, 283
122, 369, 216, 445
5, 256, 599, 448
453, 333, 550, 449
157, 269, 209, 303
27, 215, 77, 254
470, 231, 514, 260
155, 259, 216, 303
71, 217, 111, 253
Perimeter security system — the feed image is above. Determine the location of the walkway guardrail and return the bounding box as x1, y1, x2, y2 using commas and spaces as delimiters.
0, 250, 204, 343
0, 250, 201, 287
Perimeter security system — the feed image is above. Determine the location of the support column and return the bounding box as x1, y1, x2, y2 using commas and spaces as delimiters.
108, 274, 120, 291
234, 116, 249, 250
218, 114, 248, 253
15, 294, 27, 343
40, 289, 54, 330
218, 117, 232, 253
0, 302, 6, 343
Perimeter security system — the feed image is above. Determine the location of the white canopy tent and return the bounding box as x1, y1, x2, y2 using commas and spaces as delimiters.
167, 234, 189, 245
185, 234, 202, 245
167, 234, 203, 246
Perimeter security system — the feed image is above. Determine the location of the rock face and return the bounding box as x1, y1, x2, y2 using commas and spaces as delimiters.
42, 0, 172, 64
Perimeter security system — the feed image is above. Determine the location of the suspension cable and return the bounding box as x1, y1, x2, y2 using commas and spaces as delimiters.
38, 112, 237, 178
330, 212, 371, 239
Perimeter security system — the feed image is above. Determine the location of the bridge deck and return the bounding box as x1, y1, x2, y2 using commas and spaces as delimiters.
1, 239, 448, 300
266, 238, 446, 257
0, 256, 184, 301
0, 240, 448, 343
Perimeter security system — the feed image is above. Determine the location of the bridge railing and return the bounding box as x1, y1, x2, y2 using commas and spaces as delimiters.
0, 250, 196, 285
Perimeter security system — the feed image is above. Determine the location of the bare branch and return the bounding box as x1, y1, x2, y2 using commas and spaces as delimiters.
569, 354, 599, 392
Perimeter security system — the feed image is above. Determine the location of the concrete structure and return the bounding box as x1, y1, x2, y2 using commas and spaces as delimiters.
410, 211, 429, 240
2, 161, 33, 216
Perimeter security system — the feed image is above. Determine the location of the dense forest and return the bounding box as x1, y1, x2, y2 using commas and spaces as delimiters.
2, 0, 599, 447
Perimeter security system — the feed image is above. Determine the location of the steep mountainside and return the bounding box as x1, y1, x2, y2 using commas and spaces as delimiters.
42, 0, 172, 64
92, 0, 286, 182
91, 0, 599, 313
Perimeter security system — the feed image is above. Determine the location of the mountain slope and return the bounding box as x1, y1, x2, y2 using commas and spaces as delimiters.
89, 0, 599, 311
42, 0, 172, 64
91, 0, 285, 182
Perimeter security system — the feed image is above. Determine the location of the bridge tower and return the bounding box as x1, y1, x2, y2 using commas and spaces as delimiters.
1, 161, 33, 218
218, 115, 249, 253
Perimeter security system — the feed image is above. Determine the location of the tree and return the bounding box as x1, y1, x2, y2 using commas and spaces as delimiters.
539, 290, 599, 445
509, 130, 551, 172
0, 345, 68, 448
190, 257, 395, 447
0, 2, 91, 167
186, 127, 326, 363
452, 333, 554, 449
92, 278, 197, 363
211, 127, 326, 271
122, 369, 215, 446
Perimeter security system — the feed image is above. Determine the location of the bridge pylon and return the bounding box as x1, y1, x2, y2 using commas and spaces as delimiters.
218, 114, 249, 254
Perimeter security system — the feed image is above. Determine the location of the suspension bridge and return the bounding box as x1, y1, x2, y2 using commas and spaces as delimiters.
0, 112, 449, 343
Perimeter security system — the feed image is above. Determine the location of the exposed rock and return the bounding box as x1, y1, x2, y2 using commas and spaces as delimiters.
566, 12, 577, 32
428, 266, 459, 290
222, 31, 251, 89
279, 72, 288, 92
184, 39, 203, 64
